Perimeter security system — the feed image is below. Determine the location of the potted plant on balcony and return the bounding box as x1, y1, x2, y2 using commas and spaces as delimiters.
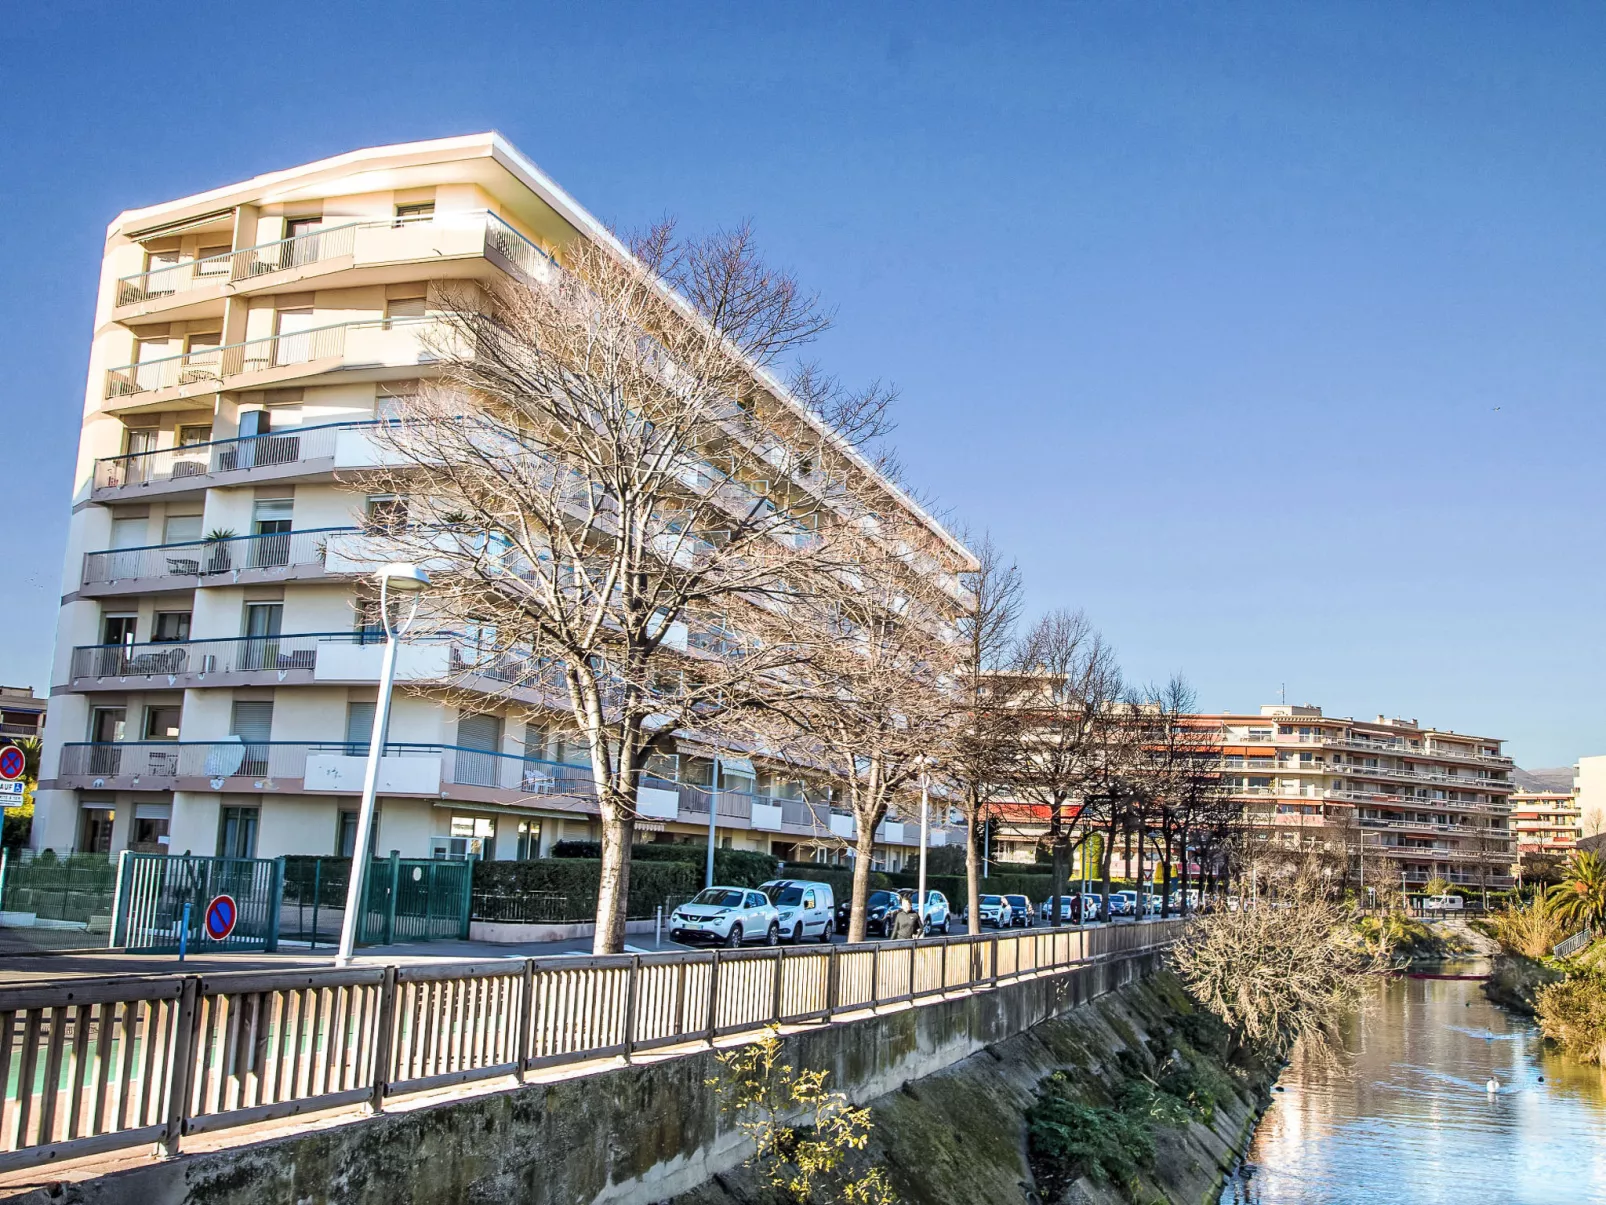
203, 528, 236, 574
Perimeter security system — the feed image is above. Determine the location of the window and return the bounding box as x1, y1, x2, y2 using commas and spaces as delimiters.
394, 202, 435, 225
102, 614, 137, 646
337, 809, 379, 857
163, 514, 203, 544
230, 700, 273, 776
177, 424, 212, 448
241, 603, 283, 670
196, 244, 232, 275
152, 611, 191, 643
514, 820, 541, 860
78, 808, 115, 855
218, 807, 259, 859
251, 498, 293, 568
144, 706, 182, 740
384, 295, 427, 327
364, 494, 407, 533
346, 702, 377, 753
448, 815, 495, 860
90, 707, 126, 743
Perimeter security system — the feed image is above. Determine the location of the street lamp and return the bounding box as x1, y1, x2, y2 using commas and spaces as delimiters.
917, 762, 931, 926
336, 563, 429, 966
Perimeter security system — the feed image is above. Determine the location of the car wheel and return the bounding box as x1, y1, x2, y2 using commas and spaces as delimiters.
725, 923, 743, 948
819, 926, 833, 944
766, 923, 781, 946
938, 919, 949, 935
791, 923, 804, 943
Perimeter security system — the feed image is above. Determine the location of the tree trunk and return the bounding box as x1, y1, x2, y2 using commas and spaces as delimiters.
1100, 810, 1117, 919
965, 808, 983, 936
593, 812, 635, 954
1050, 837, 1068, 928
1160, 837, 1173, 918
847, 821, 879, 944
1178, 838, 1190, 917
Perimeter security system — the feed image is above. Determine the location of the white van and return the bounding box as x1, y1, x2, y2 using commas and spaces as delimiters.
1422, 894, 1464, 912
761, 879, 837, 943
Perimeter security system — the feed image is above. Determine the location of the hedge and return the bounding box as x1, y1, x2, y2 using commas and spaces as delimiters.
549, 841, 781, 887
883, 871, 1138, 903
471, 858, 699, 922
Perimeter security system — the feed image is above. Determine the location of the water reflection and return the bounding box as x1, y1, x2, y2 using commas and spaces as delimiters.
1220, 961, 1606, 1204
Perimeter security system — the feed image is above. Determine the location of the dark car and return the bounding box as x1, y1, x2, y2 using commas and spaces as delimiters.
835, 889, 902, 937
1004, 894, 1034, 927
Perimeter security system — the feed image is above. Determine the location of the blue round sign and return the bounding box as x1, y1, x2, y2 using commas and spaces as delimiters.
204, 894, 237, 941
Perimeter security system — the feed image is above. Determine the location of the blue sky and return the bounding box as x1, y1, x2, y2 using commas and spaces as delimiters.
0, 3, 1600, 766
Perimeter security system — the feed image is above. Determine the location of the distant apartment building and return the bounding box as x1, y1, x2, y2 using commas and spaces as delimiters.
0, 687, 46, 743
34, 134, 970, 868
1508, 787, 1579, 868
1212, 704, 1515, 890
1573, 755, 1606, 845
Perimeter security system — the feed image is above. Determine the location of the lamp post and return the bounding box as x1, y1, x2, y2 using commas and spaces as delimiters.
336, 563, 429, 967
705, 756, 722, 890
917, 764, 931, 926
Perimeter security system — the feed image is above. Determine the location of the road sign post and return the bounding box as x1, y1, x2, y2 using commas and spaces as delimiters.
204, 893, 238, 942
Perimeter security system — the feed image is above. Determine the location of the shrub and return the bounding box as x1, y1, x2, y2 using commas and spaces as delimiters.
1029, 1085, 1152, 1193
471, 858, 699, 921
549, 841, 780, 886
1535, 971, 1606, 1063
885, 870, 1057, 902
1487, 894, 1569, 959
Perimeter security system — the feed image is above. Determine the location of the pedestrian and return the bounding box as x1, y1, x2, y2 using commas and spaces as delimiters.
888, 894, 922, 940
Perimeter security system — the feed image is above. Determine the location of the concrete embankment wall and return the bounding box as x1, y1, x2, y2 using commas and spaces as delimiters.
20, 952, 1166, 1205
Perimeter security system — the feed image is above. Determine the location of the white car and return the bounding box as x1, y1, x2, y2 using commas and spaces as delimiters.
761, 879, 836, 943
920, 890, 951, 935
1423, 894, 1464, 913
670, 887, 781, 947
966, 894, 1012, 928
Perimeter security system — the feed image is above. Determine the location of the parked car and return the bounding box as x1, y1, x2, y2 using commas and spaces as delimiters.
1108, 891, 1138, 917
670, 887, 781, 947
1004, 894, 1034, 927
837, 889, 898, 936
1038, 893, 1101, 924
1423, 894, 1464, 913
965, 894, 1013, 928
1142, 893, 1163, 916
760, 879, 836, 942
919, 890, 951, 935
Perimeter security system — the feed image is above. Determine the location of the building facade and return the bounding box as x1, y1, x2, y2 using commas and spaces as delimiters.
35, 134, 967, 869
0, 687, 47, 743
1508, 788, 1579, 870
1214, 704, 1515, 890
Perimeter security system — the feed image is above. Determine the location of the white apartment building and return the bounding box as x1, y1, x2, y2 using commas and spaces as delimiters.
35, 134, 968, 870
1216, 704, 1515, 890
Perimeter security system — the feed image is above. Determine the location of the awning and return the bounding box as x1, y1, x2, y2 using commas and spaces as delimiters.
128, 207, 236, 242
718, 756, 755, 776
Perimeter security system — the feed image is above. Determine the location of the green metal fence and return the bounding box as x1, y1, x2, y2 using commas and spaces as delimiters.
0, 849, 119, 951
114, 853, 283, 953
280, 855, 471, 947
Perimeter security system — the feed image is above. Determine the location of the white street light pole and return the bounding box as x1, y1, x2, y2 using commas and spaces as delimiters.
918, 765, 930, 924
336, 564, 429, 967
705, 756, 721, 890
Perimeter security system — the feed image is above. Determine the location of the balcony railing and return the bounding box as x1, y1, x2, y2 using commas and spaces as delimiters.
116, 223, 363, 306
114, 211, 558, 309
93, 420, 372, 491
81, 527, 356, 587
103, 317, 437, 401
68, 632, 353, 680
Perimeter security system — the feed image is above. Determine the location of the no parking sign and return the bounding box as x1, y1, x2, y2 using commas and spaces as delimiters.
205, 895, 238, 941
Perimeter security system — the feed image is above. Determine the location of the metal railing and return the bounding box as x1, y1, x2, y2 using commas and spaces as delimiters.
103, 318, 436, 401
81, 527, 355, 587
114, 211, 557, 309
0, 918, 1184, 1171
115, 222, 363, 306
1553, 928, 1593, 959
93, 421, 371, 492
69, 633, 335, 681
58, 741, 441, 784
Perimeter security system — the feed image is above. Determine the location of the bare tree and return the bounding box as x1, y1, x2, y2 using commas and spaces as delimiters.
1010, 611, 1122, 927
943, 535, 1024, 933
358, 224, 900, 953
779, 525, 962, 943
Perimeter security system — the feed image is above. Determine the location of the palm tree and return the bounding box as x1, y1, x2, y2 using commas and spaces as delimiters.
1548, 851, 1606, 931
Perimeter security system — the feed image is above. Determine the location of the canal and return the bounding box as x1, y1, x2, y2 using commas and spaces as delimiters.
1220, 960, 1606, 1204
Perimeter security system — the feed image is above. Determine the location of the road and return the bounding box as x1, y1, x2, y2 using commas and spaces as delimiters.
0, 917, 1163, 985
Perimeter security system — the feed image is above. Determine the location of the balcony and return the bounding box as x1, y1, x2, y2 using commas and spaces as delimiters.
56, 740, 443, 795
92, 420, 385, 500
113, 211, 556, 316
102, 317, 452, 410
66, 631, 462, 689
79, 527, 359, 596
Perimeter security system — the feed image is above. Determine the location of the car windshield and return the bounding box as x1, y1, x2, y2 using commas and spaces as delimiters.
774, 887, 805, 906
691, 889, 744, 908
1005, 896, 1027, 906
868, 891, 897, 908
981, 895, 1003, 905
